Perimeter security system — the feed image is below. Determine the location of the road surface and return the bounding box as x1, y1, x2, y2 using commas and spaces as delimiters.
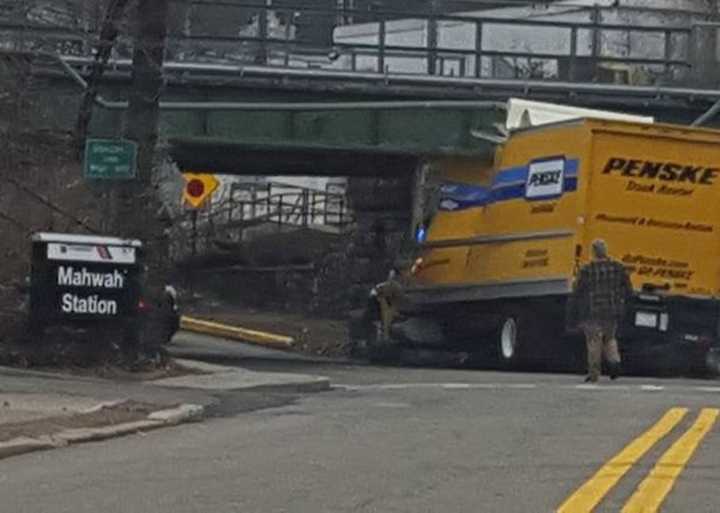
1, 334, 719, 513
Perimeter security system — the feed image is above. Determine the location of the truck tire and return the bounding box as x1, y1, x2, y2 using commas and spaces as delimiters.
494, 316, 522, 369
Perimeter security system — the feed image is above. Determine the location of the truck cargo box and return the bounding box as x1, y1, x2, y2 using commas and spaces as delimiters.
405, 119, 720, 371
410, 119, 720, 302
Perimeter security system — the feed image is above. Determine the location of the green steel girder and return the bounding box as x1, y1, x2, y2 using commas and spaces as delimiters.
168, 138, 424, 176
160, 106, 503, 151
90, 94, 505, 175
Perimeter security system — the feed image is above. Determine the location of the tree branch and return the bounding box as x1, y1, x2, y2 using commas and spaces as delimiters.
74, 0, 132, 155
7, 176, 100, 234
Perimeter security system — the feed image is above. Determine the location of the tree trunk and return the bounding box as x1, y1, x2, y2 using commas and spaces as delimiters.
123, 0, 168, 185
115, 0, 170, 358
118, 0, 169, 254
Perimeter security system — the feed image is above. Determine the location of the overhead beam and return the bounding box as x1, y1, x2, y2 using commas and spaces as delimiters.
169, 139, 421, 177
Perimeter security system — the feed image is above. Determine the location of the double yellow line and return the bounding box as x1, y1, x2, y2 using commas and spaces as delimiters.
557, 407, 719, 513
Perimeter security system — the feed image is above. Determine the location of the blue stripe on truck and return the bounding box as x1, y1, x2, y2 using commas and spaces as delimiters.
438, 159, 579, 211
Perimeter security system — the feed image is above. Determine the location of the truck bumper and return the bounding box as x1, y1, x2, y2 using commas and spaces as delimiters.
619, 294, 720, 371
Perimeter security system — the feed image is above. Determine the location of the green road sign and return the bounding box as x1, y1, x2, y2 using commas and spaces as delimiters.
84, 139, 138, 180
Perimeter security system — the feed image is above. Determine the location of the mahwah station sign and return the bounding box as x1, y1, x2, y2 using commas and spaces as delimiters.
30, 233, 143, 327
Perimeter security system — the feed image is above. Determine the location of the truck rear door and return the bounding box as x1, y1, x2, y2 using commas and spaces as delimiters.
585, 124, 720, 298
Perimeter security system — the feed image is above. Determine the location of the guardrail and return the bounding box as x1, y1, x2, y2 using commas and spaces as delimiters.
0, 2, 709, 86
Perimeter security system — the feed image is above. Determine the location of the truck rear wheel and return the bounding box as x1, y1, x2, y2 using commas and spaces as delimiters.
495, 316, 522, 369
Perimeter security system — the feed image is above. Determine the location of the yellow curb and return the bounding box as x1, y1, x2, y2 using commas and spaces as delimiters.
180, 316, 295, 350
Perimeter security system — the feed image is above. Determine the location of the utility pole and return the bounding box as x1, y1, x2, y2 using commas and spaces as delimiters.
690, 0, 720, 87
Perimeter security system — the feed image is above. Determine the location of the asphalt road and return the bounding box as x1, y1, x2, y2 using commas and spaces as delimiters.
2, 335, 720, 513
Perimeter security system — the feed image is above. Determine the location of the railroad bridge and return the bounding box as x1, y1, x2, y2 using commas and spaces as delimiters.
6, 1, 720, 179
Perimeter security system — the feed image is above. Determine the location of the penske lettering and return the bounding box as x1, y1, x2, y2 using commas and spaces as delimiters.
57, 266, 125, 289
528, 170, 561, 187
61, 294, 118, 315
603, 158, 719, 185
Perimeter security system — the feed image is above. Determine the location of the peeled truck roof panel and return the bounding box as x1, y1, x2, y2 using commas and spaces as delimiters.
506, 98, 654, 131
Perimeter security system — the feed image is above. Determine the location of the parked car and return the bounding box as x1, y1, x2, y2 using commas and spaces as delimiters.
137, 284, 181, 346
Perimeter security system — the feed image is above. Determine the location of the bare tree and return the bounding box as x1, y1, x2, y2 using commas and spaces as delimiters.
113, 0, 171, 360
75, 0, 132, 152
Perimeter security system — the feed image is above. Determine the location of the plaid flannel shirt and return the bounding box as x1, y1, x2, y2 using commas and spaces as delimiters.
570, 259, 633, 325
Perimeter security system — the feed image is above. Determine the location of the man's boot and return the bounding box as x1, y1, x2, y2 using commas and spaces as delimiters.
608, 361, 622, 381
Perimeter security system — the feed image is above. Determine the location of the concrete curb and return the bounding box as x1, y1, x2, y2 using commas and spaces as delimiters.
181, 316, 295, 350
148, 404, 205, 424
54, 420, 165, 444
0, 403, 204, 462
159, 358, 332, 392
82, 399, 130, 414
0, 436, 62, 459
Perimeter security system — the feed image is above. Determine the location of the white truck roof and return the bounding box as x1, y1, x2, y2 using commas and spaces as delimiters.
506, 98, 654, 131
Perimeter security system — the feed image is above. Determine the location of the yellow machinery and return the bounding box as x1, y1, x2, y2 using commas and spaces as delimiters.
400, 119, 720, 372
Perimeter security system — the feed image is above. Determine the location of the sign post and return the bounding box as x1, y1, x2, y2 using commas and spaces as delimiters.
84, 139, 138, 180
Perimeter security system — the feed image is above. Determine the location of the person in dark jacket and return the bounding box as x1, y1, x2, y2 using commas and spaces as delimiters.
372, 267, 404, 342
571, 239, 633, 383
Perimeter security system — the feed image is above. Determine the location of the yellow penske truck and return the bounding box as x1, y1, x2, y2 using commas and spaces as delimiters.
379, 118, 720, 374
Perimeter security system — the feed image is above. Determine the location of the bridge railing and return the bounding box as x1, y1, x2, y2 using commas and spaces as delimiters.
170, 181, 354, 261
213, 186, 353, 231
1, 2, 713, 87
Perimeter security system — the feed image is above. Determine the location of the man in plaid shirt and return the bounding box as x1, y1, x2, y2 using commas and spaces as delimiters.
570, 239, 633, 383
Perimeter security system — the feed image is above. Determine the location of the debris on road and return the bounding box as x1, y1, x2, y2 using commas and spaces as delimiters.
185, 306, 351, 358
181, 316, 295, 350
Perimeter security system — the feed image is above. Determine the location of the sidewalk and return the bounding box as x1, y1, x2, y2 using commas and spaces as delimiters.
0, 394, 188, 443
0, 366, 207, 461
0, 353, 330, 461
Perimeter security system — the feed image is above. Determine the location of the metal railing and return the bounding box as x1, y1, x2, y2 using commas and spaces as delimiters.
0, 2, 709, 87
214, 183, 353, 230
171, 182, 354, 261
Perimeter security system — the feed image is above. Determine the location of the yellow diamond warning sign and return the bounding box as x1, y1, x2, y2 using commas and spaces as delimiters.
182, 173, 220, 208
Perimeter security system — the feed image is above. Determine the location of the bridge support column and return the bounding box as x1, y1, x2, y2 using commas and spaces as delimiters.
409, 161, 431, 241
690, 24, 720, 88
